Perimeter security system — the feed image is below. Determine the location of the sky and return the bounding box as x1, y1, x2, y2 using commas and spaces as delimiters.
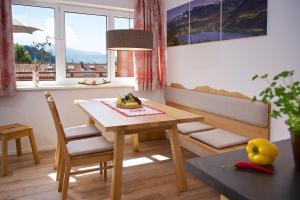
12, 4, 132, 55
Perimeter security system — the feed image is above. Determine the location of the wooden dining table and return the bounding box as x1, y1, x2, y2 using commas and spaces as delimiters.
75, 98, 203, 200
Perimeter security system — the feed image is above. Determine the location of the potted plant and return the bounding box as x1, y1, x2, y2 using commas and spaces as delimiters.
252, 70, 300, 168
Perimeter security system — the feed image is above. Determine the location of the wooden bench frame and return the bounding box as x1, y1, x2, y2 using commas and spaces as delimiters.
165, 83, 271, 156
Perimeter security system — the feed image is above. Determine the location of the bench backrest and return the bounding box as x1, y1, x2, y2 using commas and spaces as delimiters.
165, 83, 270, 139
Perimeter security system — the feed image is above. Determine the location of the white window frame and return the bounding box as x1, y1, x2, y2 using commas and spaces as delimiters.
110, 12, 135, 85
13, 0, 135, 87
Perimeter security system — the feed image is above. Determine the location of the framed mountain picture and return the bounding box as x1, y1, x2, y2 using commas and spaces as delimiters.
190, 0, 221, 44
167, 0, 268, 47
221, 0, 268, 40
167, 3, 190, 47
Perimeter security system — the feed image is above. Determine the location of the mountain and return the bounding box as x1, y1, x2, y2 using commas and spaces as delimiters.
22, 44, 107, 64
66, 48, 107, 64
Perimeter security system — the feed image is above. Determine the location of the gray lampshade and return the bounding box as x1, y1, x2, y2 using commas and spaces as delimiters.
106, 29, 153, 51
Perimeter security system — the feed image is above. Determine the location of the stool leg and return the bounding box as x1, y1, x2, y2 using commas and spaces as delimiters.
1, 137, 8, 176
28, 129, 40, 164
16, 138, 22, 157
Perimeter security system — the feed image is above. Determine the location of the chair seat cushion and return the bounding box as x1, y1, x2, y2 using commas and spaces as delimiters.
64, 125, 100, 140
190, 129, 249, 149
177, 122, 214, 135
67, 136, 113, 157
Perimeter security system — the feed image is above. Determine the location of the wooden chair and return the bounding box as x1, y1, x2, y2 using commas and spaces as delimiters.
44, 91, 104, 176
46, 96, 113, 200
0, 123, 40, 176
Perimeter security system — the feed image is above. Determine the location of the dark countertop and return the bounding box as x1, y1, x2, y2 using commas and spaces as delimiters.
186, 139, 300, 200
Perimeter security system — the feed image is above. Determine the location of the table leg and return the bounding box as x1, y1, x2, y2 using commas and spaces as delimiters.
110, 130, 125, 200
168, 124, 187, 191
132, 134, 140, 152
16, 138, 22, 157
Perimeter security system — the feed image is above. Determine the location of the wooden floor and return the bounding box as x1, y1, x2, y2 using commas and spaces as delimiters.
0, 139, 219, 200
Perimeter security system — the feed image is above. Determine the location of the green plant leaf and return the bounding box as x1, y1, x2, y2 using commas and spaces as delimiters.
260, 74, 268, 79
252, 74, 259, 81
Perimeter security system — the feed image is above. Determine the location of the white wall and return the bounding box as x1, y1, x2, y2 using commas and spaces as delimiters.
166, 0, 300, 141
0, 87, 164, 155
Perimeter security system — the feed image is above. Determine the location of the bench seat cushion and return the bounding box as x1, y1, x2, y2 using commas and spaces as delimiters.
177, 122, 214, 135
190, 129, 249, 149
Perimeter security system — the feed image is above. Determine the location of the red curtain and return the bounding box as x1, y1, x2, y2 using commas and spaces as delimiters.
134, 0, 166, 91
0, 0, 16, 96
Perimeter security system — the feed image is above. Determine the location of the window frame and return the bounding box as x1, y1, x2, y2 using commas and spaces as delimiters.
111, 14, 135, 84
13, 0, 135, 87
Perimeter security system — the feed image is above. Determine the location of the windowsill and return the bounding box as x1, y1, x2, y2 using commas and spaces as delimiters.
17, 83, 135, 91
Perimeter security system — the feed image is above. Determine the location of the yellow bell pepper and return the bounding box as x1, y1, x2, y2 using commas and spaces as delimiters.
246, 138, 279, 165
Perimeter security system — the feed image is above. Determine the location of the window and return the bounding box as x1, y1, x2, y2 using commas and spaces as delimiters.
65, 12, 107, 78
12, 4, 56, 81
114, 17, 134, 78
12, 0, 134, 86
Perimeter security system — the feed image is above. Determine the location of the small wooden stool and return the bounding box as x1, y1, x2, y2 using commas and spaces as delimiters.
0, 123, 40, 176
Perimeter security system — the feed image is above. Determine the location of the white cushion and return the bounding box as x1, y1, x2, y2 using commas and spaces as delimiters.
190, 129, 249, 149
67, 136, 113, 157
177, 122, 214, 135
64, 125, 100, 140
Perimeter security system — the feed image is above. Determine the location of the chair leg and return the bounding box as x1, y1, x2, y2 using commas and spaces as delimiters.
15, 138, 22, 157
1, 137, 8, 176
56, 151, 62, 182
100, 162, 103, 175
28, 129, 40, 164
61, 163, 71, 200
58, 158, 65, 192
104, 161, 107, 182
54, 141, 60, 170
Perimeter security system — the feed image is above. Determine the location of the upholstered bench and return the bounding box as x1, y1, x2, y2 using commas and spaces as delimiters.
165, 83, 271, 155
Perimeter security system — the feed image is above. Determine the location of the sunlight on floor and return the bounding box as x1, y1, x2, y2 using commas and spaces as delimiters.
75, 165, 100, 177
151, 155, 170, 161
47, 155, 171, 180
48, 172, 77, 182
123, 157, 154, 167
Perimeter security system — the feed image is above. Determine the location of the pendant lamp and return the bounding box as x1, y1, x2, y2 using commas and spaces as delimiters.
106, 0, 153, 51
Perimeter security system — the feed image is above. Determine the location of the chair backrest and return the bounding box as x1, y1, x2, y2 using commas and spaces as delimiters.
46, 96, 68, 154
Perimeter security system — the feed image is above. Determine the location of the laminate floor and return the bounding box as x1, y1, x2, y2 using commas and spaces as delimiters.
0, 139, 219, 200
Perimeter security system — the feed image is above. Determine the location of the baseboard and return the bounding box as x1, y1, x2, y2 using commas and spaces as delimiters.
0, 145, 56, 156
